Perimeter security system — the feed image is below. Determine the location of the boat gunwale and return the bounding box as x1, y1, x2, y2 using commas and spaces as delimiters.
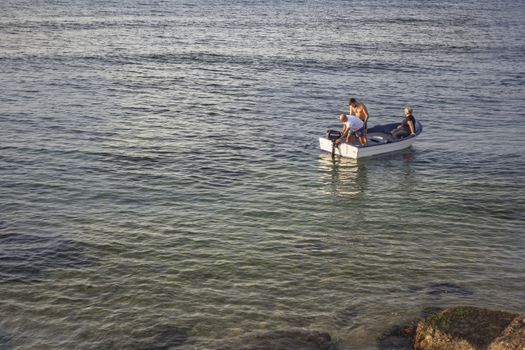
325, 121, 423, 149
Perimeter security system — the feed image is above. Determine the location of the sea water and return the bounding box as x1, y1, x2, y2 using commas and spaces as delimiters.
1, 0, 524, 349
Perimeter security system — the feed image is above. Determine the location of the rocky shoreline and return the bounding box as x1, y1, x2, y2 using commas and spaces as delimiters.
225, 306, 525, 350
1, 306, 522, 349
379, 306, 525, 350
412, 306, 524, 350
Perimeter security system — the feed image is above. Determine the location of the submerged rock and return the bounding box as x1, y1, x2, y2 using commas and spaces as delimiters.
135, 324, 191, 350
377, 324, 416, 350
408, 282, 474, 299
413, 306, 523, 350
0, 328, 12, 349
221, 330, 338, 350
150, 330, 189, 349
0, 226, 93, 283
425, 283, 474, 297
377, 307, 442, 350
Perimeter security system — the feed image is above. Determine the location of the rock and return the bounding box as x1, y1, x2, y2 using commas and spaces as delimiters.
488, 314, 525, 350
413, 306, 519, 350
221, 330, 338, 350
377, 307, 442, 350
377, 324, 416, 350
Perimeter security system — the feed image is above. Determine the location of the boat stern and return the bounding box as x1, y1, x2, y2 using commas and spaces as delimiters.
319, 137, 360, 158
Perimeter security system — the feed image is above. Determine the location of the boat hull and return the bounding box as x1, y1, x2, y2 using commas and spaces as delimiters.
319, 121, 422, 159
319, 135, 416, 159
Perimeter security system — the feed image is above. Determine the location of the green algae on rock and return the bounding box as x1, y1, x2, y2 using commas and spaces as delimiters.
413, 306, 524, 350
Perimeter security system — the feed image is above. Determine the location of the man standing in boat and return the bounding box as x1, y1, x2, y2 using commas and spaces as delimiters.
336, 113, 366, 145
348, 97, 369, 145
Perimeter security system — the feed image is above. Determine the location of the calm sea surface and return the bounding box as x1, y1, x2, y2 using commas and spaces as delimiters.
1, 0, 524, 349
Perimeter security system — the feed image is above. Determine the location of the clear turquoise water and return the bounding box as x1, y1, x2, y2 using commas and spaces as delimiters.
1, 1, 524, 349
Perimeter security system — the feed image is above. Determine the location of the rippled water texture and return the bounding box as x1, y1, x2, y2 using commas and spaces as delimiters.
1, 0, 524, 349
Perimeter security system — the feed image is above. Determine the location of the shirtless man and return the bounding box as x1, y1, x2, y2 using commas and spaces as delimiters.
348, 98, 369, 144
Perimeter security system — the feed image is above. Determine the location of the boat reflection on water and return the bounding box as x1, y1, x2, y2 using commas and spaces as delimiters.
318, 153, 368, 198
400, 150, 417, 194
318, 148, 418, 198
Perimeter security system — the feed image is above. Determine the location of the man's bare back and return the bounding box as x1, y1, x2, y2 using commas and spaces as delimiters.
348, 98, 369, 144
348, 98, 369, 123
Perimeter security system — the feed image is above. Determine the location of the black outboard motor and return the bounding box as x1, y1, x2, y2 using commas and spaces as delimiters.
326, 129, 342, 157
326, 129, 342, 142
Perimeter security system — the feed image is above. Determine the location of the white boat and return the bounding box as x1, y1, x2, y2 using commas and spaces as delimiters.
319, 121, 423, 159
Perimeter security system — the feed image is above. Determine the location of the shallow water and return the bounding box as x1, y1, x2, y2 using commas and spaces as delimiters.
1, 0, 524, 349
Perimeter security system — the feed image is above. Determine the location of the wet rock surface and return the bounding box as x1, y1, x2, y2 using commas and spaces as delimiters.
488, 314, 525, 350
377, 307, 442, 350
413, 306, 522, 350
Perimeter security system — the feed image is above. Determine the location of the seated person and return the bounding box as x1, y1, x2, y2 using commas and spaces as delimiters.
391, 107, 416, 139
336, 113, 366, 145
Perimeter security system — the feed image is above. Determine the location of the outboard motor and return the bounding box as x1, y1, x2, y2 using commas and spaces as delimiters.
326, 129, 342, 157
326, 129, 342, 142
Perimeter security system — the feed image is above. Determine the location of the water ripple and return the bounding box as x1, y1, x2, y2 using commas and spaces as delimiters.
1, 0, 524, 349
